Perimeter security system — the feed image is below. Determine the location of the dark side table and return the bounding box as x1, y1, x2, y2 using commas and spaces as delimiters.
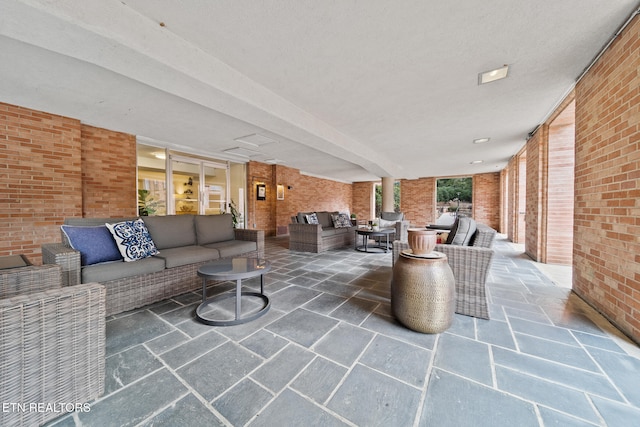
196, 257, 271, 326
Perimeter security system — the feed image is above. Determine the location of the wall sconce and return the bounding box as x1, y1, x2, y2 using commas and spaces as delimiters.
276, 184, 285, 200
287, 185, 293, 190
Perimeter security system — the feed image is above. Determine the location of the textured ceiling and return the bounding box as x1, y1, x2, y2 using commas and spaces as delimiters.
1, 0, 639, 182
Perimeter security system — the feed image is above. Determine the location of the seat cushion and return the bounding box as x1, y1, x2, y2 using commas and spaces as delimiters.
152, 245, 220, 269
81, 256, 165, 283
195, 214, 235, 245
381, 212, 404, 221
447, 217, 477, 246
202, 240, 257, 258
142, 215, 197, 249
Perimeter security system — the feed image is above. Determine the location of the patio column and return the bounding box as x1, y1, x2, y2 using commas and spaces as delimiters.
381, 177, 395, 213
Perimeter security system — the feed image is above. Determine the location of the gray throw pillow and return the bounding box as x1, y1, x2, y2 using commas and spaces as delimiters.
447, 217, 477, 246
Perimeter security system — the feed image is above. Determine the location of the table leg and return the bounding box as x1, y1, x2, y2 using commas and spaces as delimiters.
235, 278, 242, 320
202, 278, 207, 302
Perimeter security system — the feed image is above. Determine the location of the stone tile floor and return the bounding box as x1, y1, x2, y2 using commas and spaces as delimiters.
48, 235, 640, 426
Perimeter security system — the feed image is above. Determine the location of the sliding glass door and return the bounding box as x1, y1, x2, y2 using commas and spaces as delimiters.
169, 155, 229, 215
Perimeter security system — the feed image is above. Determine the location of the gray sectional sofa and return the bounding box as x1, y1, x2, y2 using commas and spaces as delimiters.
42, 214, 264, 316
288, 211, 355, 252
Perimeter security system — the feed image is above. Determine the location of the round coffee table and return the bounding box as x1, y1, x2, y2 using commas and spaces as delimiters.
355, 228, 395, 253
196, 257, 271, 326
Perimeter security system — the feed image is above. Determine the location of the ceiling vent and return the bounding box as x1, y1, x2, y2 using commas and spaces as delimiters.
234, 133, 277, 147
223, 147, 261, 158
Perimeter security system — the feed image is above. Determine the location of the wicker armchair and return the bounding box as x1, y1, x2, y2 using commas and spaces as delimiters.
0, 264, 105, 426
392, 224, 496, 319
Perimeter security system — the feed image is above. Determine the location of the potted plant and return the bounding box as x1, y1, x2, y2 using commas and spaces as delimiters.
138, 189, 162, 216
228, 199, 240, 228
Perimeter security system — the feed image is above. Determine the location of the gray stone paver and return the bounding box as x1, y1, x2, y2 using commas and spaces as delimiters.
47, 235, 640, 427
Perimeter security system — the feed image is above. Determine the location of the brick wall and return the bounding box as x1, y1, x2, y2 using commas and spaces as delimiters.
525, 127, 547, 261
0, 102, 83, 264
352, 182, 374, 221
247, 161, 275, 234
505, 155, 518, 242
399, 178, 436, 226
248, 162, 353, 236
473, 172, 501, 230
574, 16, 640, 342
0, 103, 138, 264
81, 125, 137, 218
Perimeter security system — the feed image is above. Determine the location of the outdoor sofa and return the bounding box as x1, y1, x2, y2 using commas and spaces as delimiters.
42, 214, 264, 316
288, 211, 356, 253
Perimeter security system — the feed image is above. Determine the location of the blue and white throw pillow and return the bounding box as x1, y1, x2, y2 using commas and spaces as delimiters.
105, 219, 159, 262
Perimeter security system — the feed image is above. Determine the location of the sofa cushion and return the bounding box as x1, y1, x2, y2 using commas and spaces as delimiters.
378, 218, 397, 229
321, 228, 339, 237
381, 212, 404, 221
152, 245, 220, 269
195, 214, 235, 245
297, 212, 313, 224
202, 240, 257, 258
332, 213, 352, 228
142, 215, 197, 249
317, 211, 338, 228
106, 219, 160, 262
446, 217, 477, 246
81, 256, 165, 283
61, 225, 123, 266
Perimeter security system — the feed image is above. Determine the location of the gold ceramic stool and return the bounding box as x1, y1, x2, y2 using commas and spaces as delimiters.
391, 250, 455, 333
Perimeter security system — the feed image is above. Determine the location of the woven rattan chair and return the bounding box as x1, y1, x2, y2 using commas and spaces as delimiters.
392, 224, 496, 319
0, 264, 105, 426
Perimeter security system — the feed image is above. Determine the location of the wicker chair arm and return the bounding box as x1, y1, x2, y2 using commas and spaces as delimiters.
234, 228, 265, 257
0, 282, 106, 426
42, 242, 82, 287
0, 264, 62, 299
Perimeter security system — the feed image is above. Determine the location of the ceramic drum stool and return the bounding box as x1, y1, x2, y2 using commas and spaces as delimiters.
391, 250, 455, 333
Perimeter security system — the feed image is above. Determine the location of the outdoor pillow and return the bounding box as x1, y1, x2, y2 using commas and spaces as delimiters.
61, 225, 123, 266
106, 219, 160, 262
379, 218, 397, 228
447, 217, 477, 246
332, 213, 352, 228
306, 213, 319, 224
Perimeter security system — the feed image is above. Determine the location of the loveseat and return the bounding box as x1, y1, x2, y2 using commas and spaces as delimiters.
393, 217, 496, 319
42, 214, 264, 316
288, 211, 355, 252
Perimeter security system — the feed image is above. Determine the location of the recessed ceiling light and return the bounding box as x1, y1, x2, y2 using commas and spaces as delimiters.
470, 160, 484, 164
473, 137, 491, 144
153, 152, 166, 160
234, 133, 277, 147
478, 65, 509, 85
